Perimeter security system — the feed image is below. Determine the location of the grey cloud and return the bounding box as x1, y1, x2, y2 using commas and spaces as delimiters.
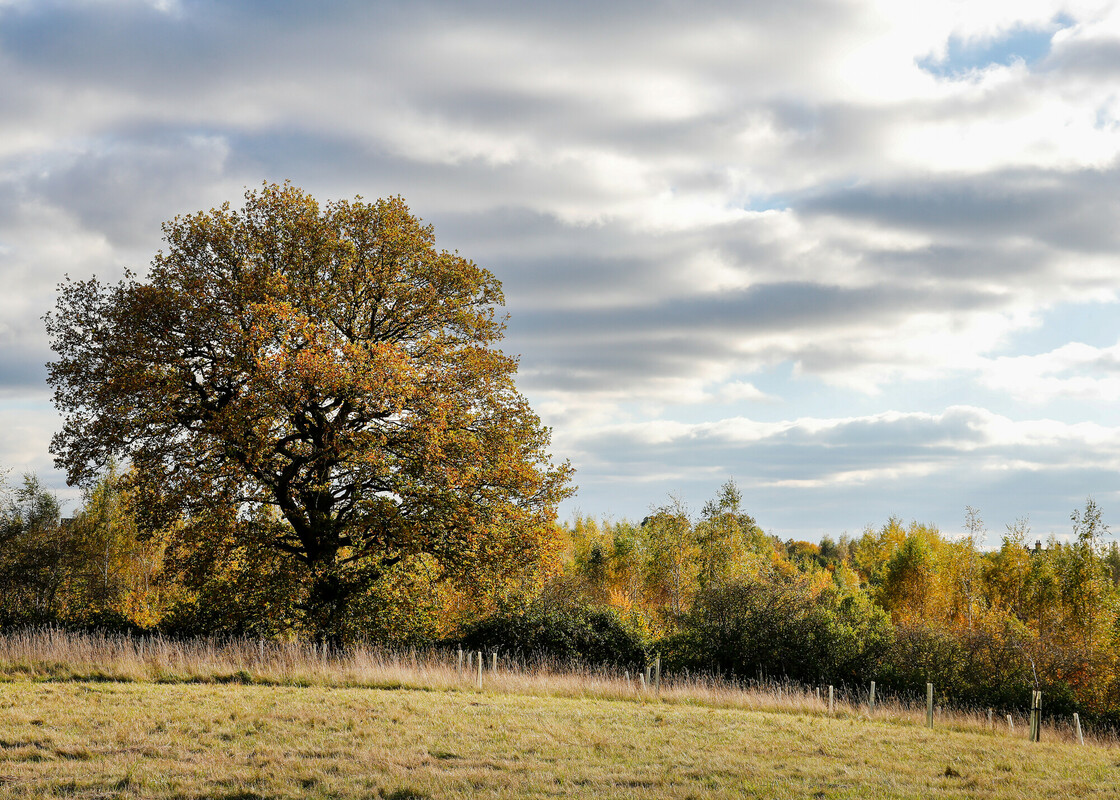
1042, 37, 1120, 79
0, 0, 870, 184
563, 409, 1120, 539
576, 409, 985, 478
860, 242, 1054, 283
801, 166, 1120, 254
0, 348, 48, 391
0, 0, 838, 89
30, 130, 229, 249
508, 280, 1009, 391
514, 282, 917, 339
0, 2, 236, 92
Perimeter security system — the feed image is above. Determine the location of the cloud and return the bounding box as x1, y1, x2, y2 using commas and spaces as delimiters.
980, 340, 1120, 402
802, 166, 1120, 256
2, 0, 1120, 533
561, 405, 1120, 540
32, 131, 232, 248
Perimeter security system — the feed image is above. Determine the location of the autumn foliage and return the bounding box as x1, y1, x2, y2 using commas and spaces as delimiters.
43, 183, 572, 643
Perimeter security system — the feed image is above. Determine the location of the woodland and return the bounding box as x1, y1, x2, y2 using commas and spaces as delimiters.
2, 468, 1119, 726
9, 182, 1120, 729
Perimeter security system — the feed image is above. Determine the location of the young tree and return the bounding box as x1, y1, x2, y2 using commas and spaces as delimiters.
0, 474, 71, 623
67, 464, 167, 627
1065, 497, 1110, 651
641, 497, 698, 626
981, 517, 1031, 617
695, 479, 770, 589
45, 183, 573, 644
954, 505, 985, 629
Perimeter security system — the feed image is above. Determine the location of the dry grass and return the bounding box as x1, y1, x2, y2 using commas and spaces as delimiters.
0, 629, 1103, 747
0, 629, 1114, 799
0, 680, 1117, 799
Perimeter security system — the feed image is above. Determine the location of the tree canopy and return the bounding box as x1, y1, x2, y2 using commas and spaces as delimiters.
45, 183, 573, 642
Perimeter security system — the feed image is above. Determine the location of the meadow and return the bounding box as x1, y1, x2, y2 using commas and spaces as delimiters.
0, 631, 1115, 799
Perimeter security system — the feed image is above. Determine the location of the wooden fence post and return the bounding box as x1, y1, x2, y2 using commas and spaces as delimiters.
492, 651, 498, 674
926, 683, 934, 729
1074, 712, 1084, 745
458, 647, 463, 676
1029, 691, 1042, 743
477, 651, 482, 689
828, 685, 834, 715
654, 654, 661, 695
1006, 714, 1014, 733
869, 681, 875, 714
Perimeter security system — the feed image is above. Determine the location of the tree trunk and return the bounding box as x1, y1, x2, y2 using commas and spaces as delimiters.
306, 561, 351, 651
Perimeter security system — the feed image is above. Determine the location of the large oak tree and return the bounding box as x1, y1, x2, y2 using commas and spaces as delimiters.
46, 183, 573, 642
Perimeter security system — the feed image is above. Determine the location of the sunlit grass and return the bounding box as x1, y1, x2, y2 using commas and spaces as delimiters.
0, 629, 1113, 797
0, 628, 1103, 748
0, 678, 1116, 799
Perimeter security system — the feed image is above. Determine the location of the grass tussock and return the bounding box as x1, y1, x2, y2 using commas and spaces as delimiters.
0, 628, 1106, 748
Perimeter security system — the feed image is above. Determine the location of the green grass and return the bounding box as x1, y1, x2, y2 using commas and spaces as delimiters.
0, 680, 1116, 799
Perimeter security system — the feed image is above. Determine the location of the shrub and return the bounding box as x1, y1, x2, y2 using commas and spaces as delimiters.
453, 598, 647, 667
661, 573, 893, 685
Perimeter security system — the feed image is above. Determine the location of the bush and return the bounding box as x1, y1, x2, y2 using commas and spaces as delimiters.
875, 621, 966, 701
661, 574, 893, 685
876, 615, 1056, 712
453, 598, 647, 667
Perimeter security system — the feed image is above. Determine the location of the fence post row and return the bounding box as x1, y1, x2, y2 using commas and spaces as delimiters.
447, 650, 1072, 747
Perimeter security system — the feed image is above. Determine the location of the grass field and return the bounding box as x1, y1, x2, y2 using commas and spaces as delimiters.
0, 680, 1118, 799
0, 631, 1116, 799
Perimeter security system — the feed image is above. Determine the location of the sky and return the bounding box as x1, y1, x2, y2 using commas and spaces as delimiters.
2, 0, 1120, 547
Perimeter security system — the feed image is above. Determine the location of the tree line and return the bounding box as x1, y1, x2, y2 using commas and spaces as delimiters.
558, 486, 1120, 722
4, 469, 1120, 723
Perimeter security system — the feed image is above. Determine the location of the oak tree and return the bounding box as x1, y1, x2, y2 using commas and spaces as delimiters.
46, 183, 573, 643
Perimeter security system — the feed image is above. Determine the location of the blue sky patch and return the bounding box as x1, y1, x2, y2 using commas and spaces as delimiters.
918, 18, 1072, 77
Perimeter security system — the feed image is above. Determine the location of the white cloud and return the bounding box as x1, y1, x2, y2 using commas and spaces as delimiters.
980, 340, 1120, 402
714, 381, 778, 404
